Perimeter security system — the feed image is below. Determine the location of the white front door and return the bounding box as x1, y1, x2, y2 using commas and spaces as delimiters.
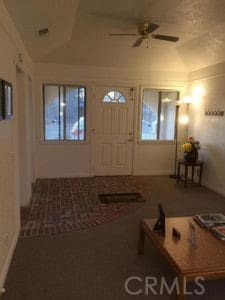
93, 86, 134, 175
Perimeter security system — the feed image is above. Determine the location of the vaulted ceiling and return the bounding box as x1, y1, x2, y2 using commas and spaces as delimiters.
3, 0, 225, 71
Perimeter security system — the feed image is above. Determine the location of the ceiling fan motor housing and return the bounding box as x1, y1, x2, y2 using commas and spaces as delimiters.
138, 23, 149, 34
138, 23, 150, 39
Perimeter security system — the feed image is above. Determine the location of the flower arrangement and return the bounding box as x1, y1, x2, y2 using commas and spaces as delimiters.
181, 136, 200, 162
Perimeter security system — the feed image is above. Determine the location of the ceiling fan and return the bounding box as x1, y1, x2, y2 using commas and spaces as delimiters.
109, 22, 179, 47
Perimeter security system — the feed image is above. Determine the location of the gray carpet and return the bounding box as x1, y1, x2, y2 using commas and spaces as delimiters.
2, 176, 225, 300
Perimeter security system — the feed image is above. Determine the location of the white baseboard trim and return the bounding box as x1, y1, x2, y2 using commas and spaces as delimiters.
203, 181, 225, 197
37, 172, 91, 178
133, 170, 172, 176
0, 230, 19, 294
37, 171, 175, 178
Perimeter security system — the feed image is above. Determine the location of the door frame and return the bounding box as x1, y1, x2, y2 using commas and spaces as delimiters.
91, 84, 136, 176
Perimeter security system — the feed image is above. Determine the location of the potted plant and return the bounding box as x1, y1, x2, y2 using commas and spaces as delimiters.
181, 136, 200, 163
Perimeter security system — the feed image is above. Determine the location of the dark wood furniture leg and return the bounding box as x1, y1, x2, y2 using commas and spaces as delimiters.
177, 162, 181, 183
199, 164, 203, 186
191, 165, 195, 183
137, 225, 145, 255
184, 165, 188, 187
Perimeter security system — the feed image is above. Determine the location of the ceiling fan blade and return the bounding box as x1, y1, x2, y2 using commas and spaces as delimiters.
132, 37, 143, 47
147, 23, 160, 33
151, 34, 179, 42
109, 33, 138, 36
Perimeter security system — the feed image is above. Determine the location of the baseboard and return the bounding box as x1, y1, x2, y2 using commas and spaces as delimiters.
37, 172, 91, 178
133, 170, 172, 176
36, 171, 174, 177
203, 181, 225, 198
0, 230, 19, 294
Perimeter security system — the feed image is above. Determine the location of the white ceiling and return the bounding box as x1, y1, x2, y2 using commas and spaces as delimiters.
3, 0, 225, 71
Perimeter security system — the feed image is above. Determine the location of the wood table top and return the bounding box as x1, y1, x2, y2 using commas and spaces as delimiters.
142, 217, 225, 277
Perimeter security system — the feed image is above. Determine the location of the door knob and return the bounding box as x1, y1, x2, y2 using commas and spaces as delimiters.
128, 139, 133, 142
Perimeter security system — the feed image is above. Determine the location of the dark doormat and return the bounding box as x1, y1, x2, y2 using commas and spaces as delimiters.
99, 193, 144, 204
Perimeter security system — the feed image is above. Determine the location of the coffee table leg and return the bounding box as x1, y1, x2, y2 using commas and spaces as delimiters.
178, 276, 185, 300
137, 225, 145, 255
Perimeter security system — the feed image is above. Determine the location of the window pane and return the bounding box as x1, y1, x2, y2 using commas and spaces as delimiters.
141, 90, 158, 140
141, 89, 178, 141
67, 87, 86, 141
79, 88, 85, 140
44, 86, 59, 140
118, 95, 126, 103
103, 95, 111, 102
108, 91, 115, 100
44, 85, 86, 141
59, 86, 64, 140
160, 91, 177, 140
66, 87, 78, 140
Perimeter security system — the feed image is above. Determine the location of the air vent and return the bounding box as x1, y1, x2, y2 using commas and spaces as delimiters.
36, 27, 49, 37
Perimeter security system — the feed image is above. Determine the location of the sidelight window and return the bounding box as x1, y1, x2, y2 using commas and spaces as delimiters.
43, 84, 86, 141
141, 89, 179, 140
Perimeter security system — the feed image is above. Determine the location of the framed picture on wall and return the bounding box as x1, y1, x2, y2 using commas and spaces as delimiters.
3, 80, 13, 119
0, 79, 3, 121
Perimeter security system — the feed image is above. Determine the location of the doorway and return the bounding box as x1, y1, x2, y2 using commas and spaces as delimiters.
93, 86, 135, 176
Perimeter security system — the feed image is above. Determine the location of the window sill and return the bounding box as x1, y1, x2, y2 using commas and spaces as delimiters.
38, 140, 89, 146
137, 139, 176, 145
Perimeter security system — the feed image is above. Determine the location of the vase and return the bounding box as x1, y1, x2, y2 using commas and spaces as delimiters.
184, 151, 198, 163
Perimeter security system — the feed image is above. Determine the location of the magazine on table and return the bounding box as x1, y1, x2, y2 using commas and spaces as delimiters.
210, 225, 225, 240
194, 213, 225, 227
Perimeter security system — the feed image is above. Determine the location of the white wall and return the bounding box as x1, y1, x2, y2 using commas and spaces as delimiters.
0, 0, 33, 292
188, 61, 225, 196
34, 63, 187, 178
17, 69, 34, 206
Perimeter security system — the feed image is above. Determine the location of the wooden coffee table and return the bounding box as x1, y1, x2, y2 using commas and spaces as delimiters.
138, 217, 225, 299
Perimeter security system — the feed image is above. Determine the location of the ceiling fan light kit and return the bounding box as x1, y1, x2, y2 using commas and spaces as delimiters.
109, 22, 179, 48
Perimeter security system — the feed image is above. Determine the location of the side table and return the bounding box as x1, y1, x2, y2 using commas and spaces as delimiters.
176, 160, 203, 187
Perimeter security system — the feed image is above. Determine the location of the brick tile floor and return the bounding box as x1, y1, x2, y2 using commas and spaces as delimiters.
20, 176, 144, 237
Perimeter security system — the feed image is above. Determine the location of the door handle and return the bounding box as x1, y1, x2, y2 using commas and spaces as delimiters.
128, 139, 133, 142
